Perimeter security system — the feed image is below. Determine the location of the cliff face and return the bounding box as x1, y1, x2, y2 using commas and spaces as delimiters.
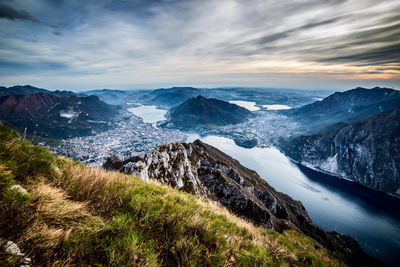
281, 108, 400, 195
104, 140, 380, 266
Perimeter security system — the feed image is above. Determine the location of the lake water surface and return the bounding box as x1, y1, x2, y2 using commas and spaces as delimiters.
229, 100, 260, 111
127, 105, 167, 124
186, 134, 400, 265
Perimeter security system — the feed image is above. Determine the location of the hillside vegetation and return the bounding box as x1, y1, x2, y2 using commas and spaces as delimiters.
0, 125, 344, 266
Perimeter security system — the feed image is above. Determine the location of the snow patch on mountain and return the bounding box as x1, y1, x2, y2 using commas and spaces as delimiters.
318, 154, 338, 173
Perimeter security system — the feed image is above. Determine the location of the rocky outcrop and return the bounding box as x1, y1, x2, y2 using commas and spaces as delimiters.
281, 108, 400, 196
104, 139, 382, 266
1, 239, 31, 266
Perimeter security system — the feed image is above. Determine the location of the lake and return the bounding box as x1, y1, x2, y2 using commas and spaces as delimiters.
229, 100, 260, 111
186, 134, 400, 265
127, 105, 167, 124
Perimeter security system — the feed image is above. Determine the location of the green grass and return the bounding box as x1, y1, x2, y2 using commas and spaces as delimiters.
0, 124, 346, 266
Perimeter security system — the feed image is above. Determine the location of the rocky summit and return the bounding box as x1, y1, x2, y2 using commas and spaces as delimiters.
104, 139, 381, 266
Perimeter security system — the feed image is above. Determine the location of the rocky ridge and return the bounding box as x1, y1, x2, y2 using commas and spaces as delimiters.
104, 139, 381, 266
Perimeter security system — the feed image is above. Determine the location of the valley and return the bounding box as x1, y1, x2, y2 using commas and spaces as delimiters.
1, 85, 400, 265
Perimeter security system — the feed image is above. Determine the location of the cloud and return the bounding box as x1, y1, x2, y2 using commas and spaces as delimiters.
0, 3, 58, 28
253, 18, 340, 45
319, 44, 400, 65
0, 0, 399, 90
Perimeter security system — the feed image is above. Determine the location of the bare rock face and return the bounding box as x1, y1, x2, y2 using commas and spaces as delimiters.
104, 139, 381, 266
1, 239, 31, 266
281, 108, 400, 196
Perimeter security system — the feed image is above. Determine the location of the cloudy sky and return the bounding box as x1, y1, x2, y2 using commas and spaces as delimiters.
0, 0, 399, 90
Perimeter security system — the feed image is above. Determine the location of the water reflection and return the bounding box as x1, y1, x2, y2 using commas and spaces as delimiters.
127, 105, 167, 124
229, 100, 260, 111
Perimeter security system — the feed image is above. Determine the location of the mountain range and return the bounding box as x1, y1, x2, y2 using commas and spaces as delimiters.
0, 92, 119, 139
285, 87, 400, 132
0, 85, 87, 98
281, 87, 400, 196
82, 86, 329, 108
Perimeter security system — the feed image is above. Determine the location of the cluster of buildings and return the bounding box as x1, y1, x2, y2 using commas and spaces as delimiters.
54, 110, 187, 166
52, 107, 295, 166
195, 110, 298, 147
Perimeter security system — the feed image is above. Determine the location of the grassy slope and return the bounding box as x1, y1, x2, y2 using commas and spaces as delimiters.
0, 125, 345, 266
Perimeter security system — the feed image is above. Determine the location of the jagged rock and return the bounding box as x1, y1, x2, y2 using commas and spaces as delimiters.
104, 139, 382, 266
1, 239, 31, 266
103, 155, 125, 171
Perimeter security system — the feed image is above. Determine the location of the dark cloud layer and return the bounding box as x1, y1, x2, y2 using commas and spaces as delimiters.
0, 3, 58, 28
320, 44, 400, 65
255, 18, 340, 45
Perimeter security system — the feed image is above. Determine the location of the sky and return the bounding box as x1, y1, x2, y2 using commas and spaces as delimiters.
0, 0, 399, 91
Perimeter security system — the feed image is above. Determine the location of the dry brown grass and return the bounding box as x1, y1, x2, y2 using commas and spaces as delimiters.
30, 183, 94, 227
14, 183, 102, 262
56, 158, 128, 200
